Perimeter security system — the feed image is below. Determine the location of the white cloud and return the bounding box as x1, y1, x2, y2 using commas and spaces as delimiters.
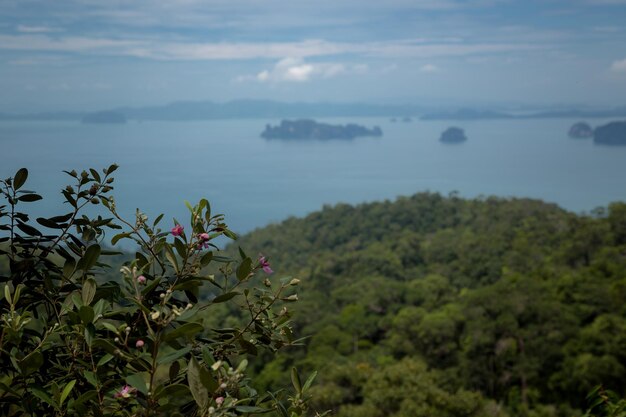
249, 57, 348, 83
610, 58, 626, 72
420, 63, 439, 72
0, 34, 546, 62
17, 25, 60, 33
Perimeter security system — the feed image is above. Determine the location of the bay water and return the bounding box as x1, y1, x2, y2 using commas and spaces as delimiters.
1, 117, 625, 238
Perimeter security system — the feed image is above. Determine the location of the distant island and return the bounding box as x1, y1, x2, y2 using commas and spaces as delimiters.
422, 107, 626, 121
81, 111, 127, 124
261, 119, 383, 140
568, 122, 593, 139
594, 121, 626, 145
423, 109, 512, 121
440, 127, 467, 144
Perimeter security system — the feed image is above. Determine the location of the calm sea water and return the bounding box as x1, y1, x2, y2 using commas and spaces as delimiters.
1, 117, 625, 236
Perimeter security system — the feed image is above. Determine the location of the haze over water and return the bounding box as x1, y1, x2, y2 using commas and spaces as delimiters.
2, 117, 624, 235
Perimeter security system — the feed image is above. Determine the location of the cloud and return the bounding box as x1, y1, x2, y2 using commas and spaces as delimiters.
420, 63, 439, 72
610, 58, 626, 72
0, 33, 546, 62
244, 57, 348, 83
17, 25, 60, 33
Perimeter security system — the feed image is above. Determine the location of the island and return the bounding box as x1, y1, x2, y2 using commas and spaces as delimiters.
81, 111, 127, 124
568, 122, 593, 138
261, 119, 382, 140
439, 127, 467, 144
594, 121, 626, 145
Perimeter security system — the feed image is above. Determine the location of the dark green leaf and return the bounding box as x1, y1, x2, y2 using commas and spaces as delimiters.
174, 238, 187, 260
16, 221, 41, 237
163, 323, 204, 342
235, 406, 268, 413
111, 232, 131, 246
79, 305, 95, 324
36, 217, 64, 229
200, 251, 213, 266
13, 168, 28, 190
126, 373, 148, 395
82, 278, 96, 306
20, 351, 43, 376
79, 244, 101, 271
89, 168, 101, 183
212, 291, 240, 304
187, 357, 209, 408
291, 367, 302, 394
17, 193, 43, 202
157, 346, 191, 365
236, 257, 252, 281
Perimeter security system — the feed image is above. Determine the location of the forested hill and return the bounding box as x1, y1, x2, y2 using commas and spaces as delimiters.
233, 193, 626, 417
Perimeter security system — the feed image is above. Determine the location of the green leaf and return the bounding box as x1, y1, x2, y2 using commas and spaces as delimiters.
106, 164, 119, 175
63, 258, 76, 280
235, 406, 268, 413
83, 370, 98, 388
163, 322, 204, 343
17, 193, 43, 202
236, 257, 252, 281
200, 251, 213, 266
73, 390, 98, 408
13, 168, 28, 190
153, 213, 164, 226
187, 357, 209, 409
96, 353, 114, 367
291, 367, 302, 394
82, 278, 97, 306
16, 221, 41, 237
174, 238, 188, 260
164, 244, 179, 273
79, 244, 101, 271
20, 351, 43, 376
30, 386, 58, 410
302, 371, 317, 392
126, 373, 148, 395
169, 361, 181, 382
36, 217, 64, 229
79, 305, 95, 324
155, 384, 189, 400
157, 346, 191, 365
211, 291, 240, 304
89, 168, 101, 183
59, 380, 76, 407
111, 232, 131, 246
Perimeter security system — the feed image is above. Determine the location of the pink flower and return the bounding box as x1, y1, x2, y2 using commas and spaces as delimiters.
171, 224, 184, 236
137, 275, 147, 284
197, 233, 210, 249
135, 339, 145, 348
259, 256, 273, 275
114, 385, 135, 399
216, 396, 225, 406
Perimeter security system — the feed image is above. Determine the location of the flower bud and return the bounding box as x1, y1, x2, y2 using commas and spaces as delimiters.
137, 275, 147, 284
136, 340, 145, 348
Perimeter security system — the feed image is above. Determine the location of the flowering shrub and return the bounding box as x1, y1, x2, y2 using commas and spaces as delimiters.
0, 166, 322, 416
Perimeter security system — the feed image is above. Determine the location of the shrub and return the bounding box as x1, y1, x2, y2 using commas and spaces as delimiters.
0, 166, 320, 417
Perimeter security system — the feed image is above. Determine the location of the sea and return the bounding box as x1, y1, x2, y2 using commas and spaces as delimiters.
1, 117, 625, 240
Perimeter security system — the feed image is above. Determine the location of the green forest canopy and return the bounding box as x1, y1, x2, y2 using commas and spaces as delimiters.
228, 192, 626, 417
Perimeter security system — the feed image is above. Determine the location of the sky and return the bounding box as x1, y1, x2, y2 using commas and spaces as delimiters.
1, 0, 626, 112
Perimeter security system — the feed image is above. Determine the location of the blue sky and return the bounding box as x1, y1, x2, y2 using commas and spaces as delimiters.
1, 0, 626, 112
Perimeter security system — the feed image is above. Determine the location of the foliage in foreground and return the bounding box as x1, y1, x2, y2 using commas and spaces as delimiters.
0, 167, 322, 416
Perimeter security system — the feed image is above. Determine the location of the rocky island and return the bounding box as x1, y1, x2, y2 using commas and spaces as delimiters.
568, 122, 593, 138
81, 111, 127, 124
261, 119, 382, 140
440, 127, 467, 144
594, 121, 626, 145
